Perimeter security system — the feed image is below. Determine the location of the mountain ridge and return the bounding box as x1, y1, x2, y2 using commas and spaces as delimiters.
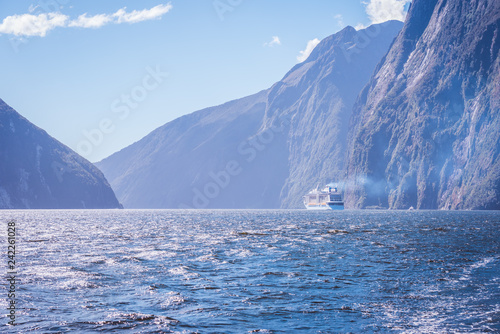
97, 21, 404, 209
0, 99, 122, 209
346, 0, 500, 210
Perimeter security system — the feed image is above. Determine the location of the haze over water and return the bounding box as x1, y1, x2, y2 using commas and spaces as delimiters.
1, 210, 499, 333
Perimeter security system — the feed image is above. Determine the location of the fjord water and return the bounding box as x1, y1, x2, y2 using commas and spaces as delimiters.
1, 210, 499, 333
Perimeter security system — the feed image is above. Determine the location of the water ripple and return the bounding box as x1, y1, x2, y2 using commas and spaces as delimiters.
0, 209, 498, 333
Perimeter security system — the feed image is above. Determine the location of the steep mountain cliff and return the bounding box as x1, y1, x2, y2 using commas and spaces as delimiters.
0, 99, 121, 209
97, 21, 403, 209
346, 0, 500, 209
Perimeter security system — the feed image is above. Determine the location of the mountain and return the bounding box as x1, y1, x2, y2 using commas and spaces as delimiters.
0, 99, 121, 209
96, 21, 403, 209
346, 0, 500, 209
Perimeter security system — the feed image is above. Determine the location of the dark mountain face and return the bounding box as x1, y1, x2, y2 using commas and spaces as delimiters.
346, 0, 500, 209
0, 99, 121, 209
96, 21, 403, 209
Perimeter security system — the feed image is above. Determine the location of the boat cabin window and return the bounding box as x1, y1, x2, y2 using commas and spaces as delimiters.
330, 195, 342, 201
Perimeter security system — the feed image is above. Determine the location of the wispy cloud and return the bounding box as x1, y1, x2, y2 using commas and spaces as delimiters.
297, 38, 320, 63
363, 0, 411, 24
113, 4, 172, 24
334, 14, 345, 29
354, 23, 367, 31
0, 3, 172, 37
68, 13, 112, 29
263, 36, 281, 47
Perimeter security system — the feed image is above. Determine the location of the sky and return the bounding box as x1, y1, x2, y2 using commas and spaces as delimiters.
0, 0, 411, 162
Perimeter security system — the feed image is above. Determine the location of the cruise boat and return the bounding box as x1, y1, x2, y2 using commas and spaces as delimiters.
303, 184, 344, 210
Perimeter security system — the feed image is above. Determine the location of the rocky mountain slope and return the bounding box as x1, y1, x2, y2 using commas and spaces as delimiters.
346, 0, 500, 209
0, 99, 122, 209
97, 21, 403, 208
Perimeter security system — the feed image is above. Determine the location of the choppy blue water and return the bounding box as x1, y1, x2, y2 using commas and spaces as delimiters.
1, 210, 499, 333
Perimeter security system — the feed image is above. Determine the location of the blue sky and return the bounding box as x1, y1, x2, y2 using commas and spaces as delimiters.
0, 0, 410, 162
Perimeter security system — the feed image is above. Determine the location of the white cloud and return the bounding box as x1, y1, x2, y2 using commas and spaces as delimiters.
263, 36, 281, 47
0, 3, 173, 37
363, 0, 411, 24
297, 38, 320, 63
69, 13, 112, 29
113, 4, 173, 24
0, 12, 68, 37
354, 23, 367, 30
334, 14, 345, 29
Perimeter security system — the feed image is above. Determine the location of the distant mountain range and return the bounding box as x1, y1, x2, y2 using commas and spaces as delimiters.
346, 0, 500, 210
0, 99, 121, 209
4, 0, 498, 210
96, 21, 404, 209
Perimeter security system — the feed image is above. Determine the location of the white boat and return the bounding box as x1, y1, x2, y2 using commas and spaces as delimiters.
303, 184, 344, 210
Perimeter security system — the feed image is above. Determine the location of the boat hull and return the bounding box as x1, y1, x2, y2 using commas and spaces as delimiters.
305, 202, 344, 210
